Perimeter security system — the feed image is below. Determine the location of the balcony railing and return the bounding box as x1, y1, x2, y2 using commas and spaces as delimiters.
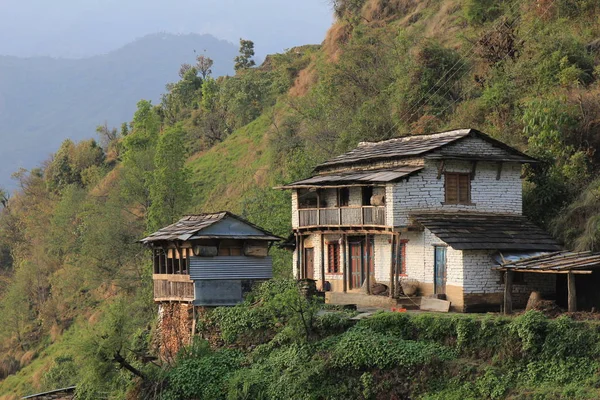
153, 274, 194, 302
298, 206, 386, 228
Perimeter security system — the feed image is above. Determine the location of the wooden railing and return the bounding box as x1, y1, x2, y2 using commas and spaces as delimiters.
298, 206, 386, 227
153, 274, 194, 302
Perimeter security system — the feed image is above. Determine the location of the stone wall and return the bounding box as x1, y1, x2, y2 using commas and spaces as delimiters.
390, 159, 522, 226
462, 250, 556, 311
155, 303, 194, 362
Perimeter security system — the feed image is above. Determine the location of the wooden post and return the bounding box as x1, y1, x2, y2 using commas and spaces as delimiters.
299, 234, 304, 280
295, 233, 300, 279
504, 270, 513, 315
568, 272, 577, 312
342, 235, 347, 293
317, 191, 321, 226
320, 234, 326, 291
161, 248, 167, 274
389, 234, 395, 298
365, 234, 370, 294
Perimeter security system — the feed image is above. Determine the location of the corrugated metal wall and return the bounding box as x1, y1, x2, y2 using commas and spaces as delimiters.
189, 256, 273, 280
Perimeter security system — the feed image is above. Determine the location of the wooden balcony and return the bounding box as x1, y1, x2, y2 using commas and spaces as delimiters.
153, 274, 194, 302
298, 206, 386, 228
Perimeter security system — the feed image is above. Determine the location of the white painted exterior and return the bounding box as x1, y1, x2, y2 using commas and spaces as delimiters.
289, 134, 556, 311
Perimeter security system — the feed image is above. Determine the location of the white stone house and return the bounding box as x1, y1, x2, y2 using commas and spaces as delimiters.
277, 129, 562, 312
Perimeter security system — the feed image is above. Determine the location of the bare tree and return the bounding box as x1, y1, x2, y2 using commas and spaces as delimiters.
196, 55, 214, 79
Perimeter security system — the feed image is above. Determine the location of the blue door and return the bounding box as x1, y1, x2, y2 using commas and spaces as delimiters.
434, 246, 447, 295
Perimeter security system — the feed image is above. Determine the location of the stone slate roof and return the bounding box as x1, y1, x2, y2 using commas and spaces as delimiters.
314, 129, 536, 172
496, 251, 600, 273
410, 212, 562, 251
278, 166, 423, 189
140, 212, 281, 244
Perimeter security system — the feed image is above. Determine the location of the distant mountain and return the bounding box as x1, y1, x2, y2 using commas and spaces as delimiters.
0, 33, 237, 189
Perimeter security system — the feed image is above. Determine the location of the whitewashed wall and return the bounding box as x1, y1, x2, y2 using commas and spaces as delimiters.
462, 250, 556, 301
390, 159, 522, 226
403, 229, 463, 287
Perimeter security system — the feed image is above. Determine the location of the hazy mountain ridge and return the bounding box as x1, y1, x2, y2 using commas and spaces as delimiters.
0, 33, 237, 189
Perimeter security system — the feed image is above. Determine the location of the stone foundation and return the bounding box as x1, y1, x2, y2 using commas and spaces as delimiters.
155, 303, 195, 362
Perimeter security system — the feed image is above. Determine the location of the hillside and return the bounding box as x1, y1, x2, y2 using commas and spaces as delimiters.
2, 0, 600, 398
0, 33, 237, 189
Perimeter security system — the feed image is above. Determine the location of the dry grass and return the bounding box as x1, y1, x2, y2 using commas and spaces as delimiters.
323, 22, 352, 61
289, 63, 318, 97
362, 0, 419, 22
18, 351, 36, 369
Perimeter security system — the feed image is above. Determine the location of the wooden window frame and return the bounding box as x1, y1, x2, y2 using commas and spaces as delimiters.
444, 172, 473, 205
326, 242, 341, 274
395, 239, 408, 277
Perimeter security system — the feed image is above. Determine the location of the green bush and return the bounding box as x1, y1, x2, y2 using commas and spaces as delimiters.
465, 0, 503, 25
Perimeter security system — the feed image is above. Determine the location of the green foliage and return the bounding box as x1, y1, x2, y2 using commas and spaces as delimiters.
42, 355, 78, 390
234, 39, 256, 71
465, 0, 503, 25
147, 124, 192, 232
330, 326, 455, 370
161, 348, 243, 400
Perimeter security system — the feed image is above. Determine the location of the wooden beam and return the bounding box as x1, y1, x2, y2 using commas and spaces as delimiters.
504, 270, 513, 315
389, 234, 396, 298
437, 160, 445, 179
295, 233, 300, 279
471, 161, 477, 181
496, 162, 503, 180
493, 269, 593, 275
342, 235, 348, 293
320, 234, 326, 291
365, 234, 370, 295
568, 272, 577, 312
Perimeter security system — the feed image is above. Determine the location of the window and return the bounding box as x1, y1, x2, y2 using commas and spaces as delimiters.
445, 173, 471, 204
337, 187, 350, 207
362, 186, 374, 206
218, 240, 243, 256
327, 243, 340, 273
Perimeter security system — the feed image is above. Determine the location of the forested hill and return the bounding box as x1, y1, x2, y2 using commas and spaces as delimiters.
2, 0, 600, 398
0, 33, 237, 189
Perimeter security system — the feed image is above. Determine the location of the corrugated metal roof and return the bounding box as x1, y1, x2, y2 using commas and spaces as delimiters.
411, 212, 562, 251
314, 129, 536, 172
190, 256, 273, 280
495, 251, 600, 273
278, 166, 423, 189
140, 212, 281, 244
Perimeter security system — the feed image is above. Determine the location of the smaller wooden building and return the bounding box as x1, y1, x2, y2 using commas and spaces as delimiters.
140, 212, 281, 306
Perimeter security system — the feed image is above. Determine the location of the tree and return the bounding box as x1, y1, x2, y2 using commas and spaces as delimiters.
234, 39, 256, 71
196, 55, 214, 79
178, 63, 193, 78
147, 124, 192, 233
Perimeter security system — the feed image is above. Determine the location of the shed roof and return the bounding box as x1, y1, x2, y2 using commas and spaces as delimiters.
140, 212, 282, 244
410, 212, 562, 251
277, 165, 423, 189
314, 129, 536, 172
494, 251, 600, 273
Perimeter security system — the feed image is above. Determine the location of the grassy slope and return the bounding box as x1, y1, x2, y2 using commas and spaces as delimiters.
187, 111, 280, 214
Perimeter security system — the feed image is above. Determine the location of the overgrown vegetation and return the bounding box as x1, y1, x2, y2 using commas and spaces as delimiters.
3, 0, 600, 397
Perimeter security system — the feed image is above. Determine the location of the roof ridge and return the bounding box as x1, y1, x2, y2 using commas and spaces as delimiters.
357, 128, 472, 147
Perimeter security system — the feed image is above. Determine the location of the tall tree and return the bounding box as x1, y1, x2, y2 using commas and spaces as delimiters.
234, 39, 256, 71
147, 124, 191, 233
196, 55, 214, 79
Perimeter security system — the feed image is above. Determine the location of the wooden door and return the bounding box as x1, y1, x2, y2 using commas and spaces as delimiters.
434, 246, 447, 295
349, 240, 364, 289
304, 247, 315, 280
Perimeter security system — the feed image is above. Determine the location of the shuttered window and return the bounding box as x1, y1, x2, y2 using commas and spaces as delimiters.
327, 243, 340, 274
445, 173, 471, 204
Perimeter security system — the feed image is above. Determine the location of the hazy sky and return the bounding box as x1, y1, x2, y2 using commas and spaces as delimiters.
0, 0, 334, 58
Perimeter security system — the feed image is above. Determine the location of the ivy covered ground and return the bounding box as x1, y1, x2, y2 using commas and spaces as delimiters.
151, 280, 600, 400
